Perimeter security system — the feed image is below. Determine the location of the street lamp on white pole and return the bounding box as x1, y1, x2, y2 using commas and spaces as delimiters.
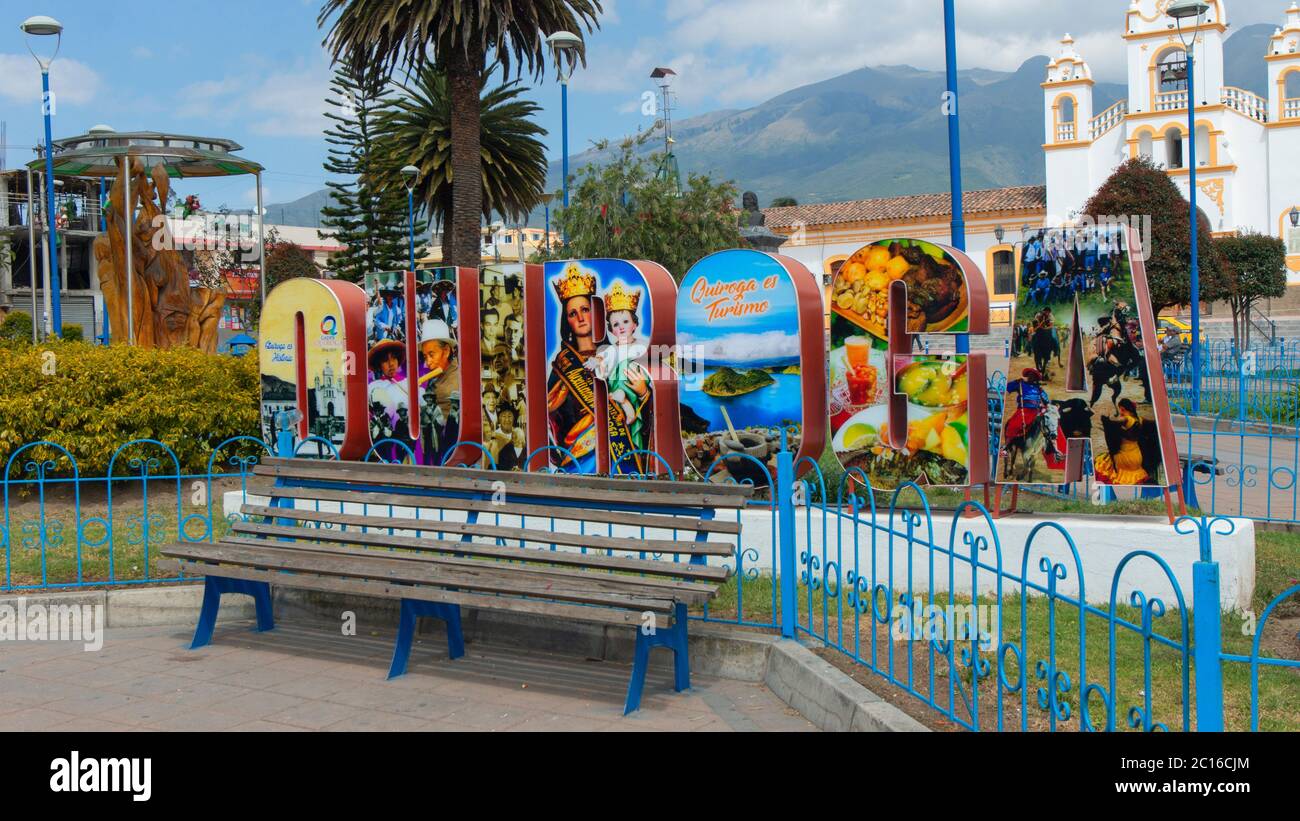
547, 30, 581, 246
401, 164, 419, 270
21, 14, 64, 337
1168, 0, 1209, 414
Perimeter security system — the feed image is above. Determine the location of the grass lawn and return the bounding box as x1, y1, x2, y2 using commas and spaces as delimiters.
708, 530, 1299, 732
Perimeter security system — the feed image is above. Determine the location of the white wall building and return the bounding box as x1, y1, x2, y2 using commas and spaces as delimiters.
1043, 0, 1300, 284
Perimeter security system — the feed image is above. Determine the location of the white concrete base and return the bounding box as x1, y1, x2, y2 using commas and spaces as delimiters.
223, 491, 1254, 612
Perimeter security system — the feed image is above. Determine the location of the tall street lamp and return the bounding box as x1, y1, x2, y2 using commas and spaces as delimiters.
547, 30, 581, 247
1169, 0, 1209, 414
942, 0, 969, 355
540, 192, 555, 253
401, 164, 418, 270
21, 15, 64, 338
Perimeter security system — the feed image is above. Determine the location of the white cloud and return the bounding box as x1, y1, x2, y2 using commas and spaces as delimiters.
640, 0, 1296, 109
132, 46, 153, 59
176, 62, 331, 138
0, 54, 102, 106
679, 329, 800, 363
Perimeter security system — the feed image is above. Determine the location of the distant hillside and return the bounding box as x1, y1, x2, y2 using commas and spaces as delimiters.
273, 22, 1274, 226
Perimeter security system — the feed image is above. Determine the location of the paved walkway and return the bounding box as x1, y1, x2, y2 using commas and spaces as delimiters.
0, 621, 814, 732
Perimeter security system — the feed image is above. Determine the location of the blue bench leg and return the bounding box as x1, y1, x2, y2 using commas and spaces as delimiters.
624, 604, 690, 716
189, 576, 274, 650
388, 599, 465, 679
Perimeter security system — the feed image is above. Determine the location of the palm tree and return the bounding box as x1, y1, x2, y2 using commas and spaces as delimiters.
372, 66, 548, 250
318, 0, 602, 267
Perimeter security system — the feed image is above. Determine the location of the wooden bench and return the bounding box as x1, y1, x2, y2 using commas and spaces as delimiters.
160, 457, 752, 714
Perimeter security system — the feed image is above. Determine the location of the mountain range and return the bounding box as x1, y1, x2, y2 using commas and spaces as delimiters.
267, 22, 1277, 227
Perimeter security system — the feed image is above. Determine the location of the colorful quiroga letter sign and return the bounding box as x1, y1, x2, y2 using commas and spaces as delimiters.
997, 225, 1181, 489
676, 248, 826, 486
259, 277, 369, 459
828, 238, 990, 489
543, 259, 681, 475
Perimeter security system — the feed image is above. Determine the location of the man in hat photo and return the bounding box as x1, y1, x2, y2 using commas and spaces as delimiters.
418, 318, 460, 465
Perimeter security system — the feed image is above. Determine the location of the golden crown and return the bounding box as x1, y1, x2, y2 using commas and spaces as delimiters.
604, 282, 642, 313
552, 263, 597, 301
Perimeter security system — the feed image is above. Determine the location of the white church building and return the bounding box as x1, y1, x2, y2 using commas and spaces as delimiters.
1043, 0, 1300, 283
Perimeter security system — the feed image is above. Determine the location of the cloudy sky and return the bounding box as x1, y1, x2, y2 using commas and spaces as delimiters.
0, 0, 1292, 209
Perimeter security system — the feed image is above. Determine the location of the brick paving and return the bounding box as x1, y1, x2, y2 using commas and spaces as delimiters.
0, 620, 815, 732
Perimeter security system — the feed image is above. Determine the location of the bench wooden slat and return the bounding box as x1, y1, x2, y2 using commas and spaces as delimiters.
372, 459, 756, 497
247, 484, 744, 536
254, 459, 750, 510
215, 533, 719, 601
236, 504, 735, 561
162, 542, 682, 613
163, 559, 671, 629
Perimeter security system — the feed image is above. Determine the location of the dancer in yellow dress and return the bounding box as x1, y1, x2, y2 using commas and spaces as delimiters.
1094, 398, 1159, 485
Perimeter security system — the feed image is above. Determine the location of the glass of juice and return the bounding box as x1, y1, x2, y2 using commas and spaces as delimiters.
846, 364, 877, 407
845, 336, 870, 369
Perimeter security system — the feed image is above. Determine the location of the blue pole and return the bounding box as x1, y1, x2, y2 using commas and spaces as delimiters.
41, 68, 61, 338
1191, 523, 1223, 731
407, 187, 415, 270
561, 79, 570, 246
776, 427, 797, 639
1187, 46, 1202, 415
943, 0, 969, 356
545, 201, 551, 253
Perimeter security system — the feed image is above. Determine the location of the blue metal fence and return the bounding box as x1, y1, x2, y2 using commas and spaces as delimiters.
1, 421, 1295, 731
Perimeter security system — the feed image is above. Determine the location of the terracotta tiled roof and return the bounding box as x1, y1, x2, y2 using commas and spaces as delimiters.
762, 185, 1047, 230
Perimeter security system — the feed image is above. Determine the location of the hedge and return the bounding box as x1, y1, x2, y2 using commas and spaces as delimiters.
0, 341, 262, 478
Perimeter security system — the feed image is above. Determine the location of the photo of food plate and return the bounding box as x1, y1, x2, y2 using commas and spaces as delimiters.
833, 402, 973, 489
831, 239, 970, 341
895, 357, 968, 409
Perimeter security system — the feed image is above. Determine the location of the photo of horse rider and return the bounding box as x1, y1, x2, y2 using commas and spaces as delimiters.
998, 225, 1166, 487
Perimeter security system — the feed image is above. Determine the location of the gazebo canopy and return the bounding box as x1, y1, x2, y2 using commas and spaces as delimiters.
25, 130, 263, 178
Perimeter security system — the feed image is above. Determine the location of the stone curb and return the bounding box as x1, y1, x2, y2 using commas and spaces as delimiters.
764, 639, 929, 732
0, 585, 926, 731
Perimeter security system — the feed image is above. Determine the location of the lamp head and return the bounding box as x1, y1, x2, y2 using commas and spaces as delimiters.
547, 30, 582, 80
994, 225, 1005, 243
1290, 206, 1299, 228
1167, 1, 1210, 21
20, 15, 62, 68
20, 15, 63, 36
400, 164, 419, 188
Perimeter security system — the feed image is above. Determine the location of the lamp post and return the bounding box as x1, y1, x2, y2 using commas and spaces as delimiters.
1169, 0, 1210, 414
540, 192, 554, 253
401, 165, 419, 270
942, 0, 969, 355
21, 15, 63, 338
547, 31, 581, 247
1290, 206, 1299, 230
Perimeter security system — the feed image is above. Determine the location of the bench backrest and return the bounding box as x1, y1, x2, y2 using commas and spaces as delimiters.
247, 457, 752, 564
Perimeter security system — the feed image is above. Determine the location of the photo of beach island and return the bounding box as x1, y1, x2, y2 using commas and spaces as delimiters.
678, 249, 805, 485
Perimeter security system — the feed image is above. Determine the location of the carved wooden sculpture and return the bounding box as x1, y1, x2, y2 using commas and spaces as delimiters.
100, 158, 225, 353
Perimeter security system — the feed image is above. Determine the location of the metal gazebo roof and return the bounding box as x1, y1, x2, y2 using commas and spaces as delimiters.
25, 130, 263, 178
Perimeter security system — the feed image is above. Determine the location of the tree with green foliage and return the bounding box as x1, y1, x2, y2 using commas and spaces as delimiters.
543, 132, 741, 281
1083, 156, 1230, 313
319, 0, 602, 268
770, 196, 798, 207
1214, 231, 1286, 350
249, 228, 322, 328
319, 58, 415, 282
373, 66, 548, 248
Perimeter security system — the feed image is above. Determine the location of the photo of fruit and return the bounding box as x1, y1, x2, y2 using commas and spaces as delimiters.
830, 239, 970, 340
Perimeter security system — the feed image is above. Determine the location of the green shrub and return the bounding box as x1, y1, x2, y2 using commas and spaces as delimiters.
60, 324, 83, 342
0, 341, 262, 477
0, 311, 33, 341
